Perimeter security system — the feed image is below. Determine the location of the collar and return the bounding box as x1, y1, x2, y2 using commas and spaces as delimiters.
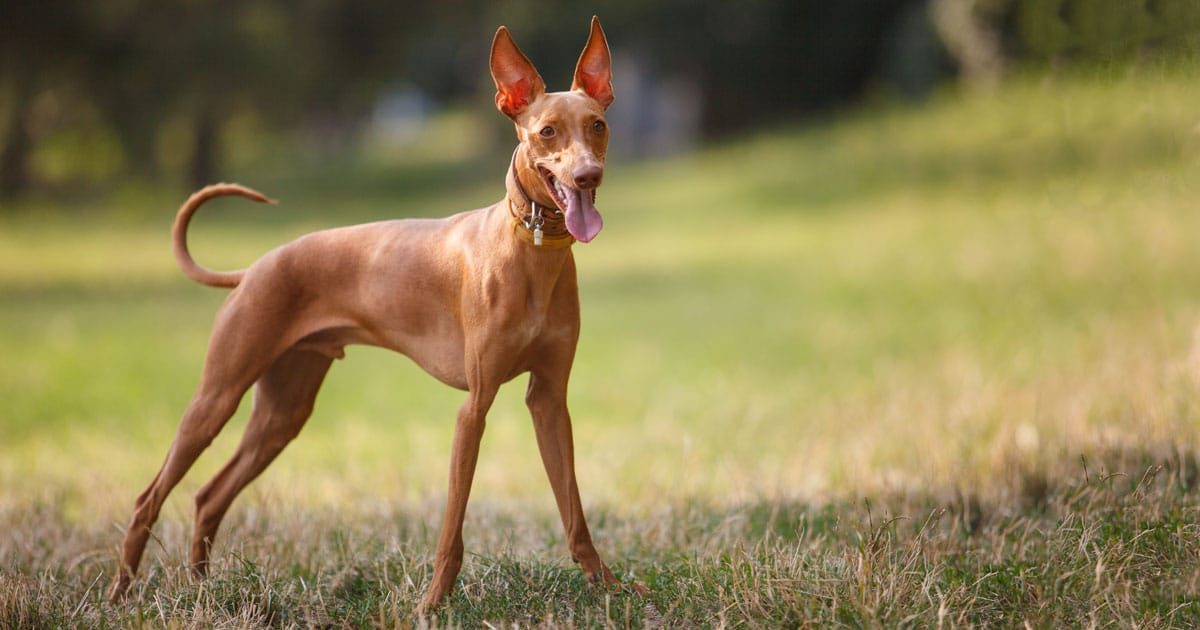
507, 146, 575, 249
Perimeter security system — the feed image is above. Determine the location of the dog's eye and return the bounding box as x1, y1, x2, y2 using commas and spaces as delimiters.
539, 126, 556, 139
592, 120, 606, 133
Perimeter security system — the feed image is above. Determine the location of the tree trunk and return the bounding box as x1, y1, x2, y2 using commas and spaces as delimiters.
190, 106, 218, 190
0, 78, 33, 200
931, 0, 1005, 90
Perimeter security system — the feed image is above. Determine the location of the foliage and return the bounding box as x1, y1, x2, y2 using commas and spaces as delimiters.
3, 1, 1199, 199
0, 0, 417, 194
0, 0, 946, 198
1011, 0, 1200, 60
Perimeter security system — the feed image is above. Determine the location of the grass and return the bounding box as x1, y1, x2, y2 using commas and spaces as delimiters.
4, 59, 1200, 625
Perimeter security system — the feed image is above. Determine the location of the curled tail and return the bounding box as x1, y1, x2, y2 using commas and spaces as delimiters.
173, 183, 276, 288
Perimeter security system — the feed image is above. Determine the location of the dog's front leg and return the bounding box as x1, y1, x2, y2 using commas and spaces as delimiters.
525, 370, 618, 588
420, 378, 499, 612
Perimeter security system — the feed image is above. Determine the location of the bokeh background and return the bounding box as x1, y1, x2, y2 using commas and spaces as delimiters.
4, 0, 1197, 198
3, 1, 1200, 623
4, 0, 1200, 504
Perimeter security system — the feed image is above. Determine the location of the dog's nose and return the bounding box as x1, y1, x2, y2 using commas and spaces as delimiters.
572, 165, 604, 190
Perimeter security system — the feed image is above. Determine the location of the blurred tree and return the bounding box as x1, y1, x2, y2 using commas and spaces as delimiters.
287, 0, 419, 148
1147, 0, 1200, 44
80, 0, 416, 188
0, 0, 951, 197
931, 0, 1005, 89
1008, 0, 1199, 61
4, 0, 1195, 200
0, 1, 89, 198
1066, 0, 1153, 57
2, 0, 419, 194
1013, 0, 1071, 58
494, 0, 947, 136
80, 1, 261, 186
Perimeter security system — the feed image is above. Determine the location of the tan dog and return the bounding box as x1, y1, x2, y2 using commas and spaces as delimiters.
109, 17, 631, 611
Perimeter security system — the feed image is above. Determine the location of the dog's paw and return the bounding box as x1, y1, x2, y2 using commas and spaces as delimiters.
107, 573, 131, 603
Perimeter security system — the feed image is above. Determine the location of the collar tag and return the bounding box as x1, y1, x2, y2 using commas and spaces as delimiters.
524, 202, 545, 247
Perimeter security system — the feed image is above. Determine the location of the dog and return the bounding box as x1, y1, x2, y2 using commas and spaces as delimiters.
108, 17, 635, 611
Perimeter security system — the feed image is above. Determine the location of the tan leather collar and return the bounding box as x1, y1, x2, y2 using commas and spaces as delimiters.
506, 146, 575, 249
510, 213, 576, 249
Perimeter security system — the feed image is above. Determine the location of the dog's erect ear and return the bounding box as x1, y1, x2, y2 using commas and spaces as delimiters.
491, 26, 546, 119
571, 16, 613, 109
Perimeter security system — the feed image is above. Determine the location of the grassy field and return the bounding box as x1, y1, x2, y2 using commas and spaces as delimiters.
4, 60, 1200, 626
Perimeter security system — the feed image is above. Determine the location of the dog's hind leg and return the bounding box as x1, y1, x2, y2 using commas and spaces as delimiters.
108, 383, 250, 600
108, 293, 294, 601
190, 347, 333, 574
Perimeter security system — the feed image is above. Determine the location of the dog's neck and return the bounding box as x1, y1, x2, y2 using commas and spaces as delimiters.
506, 145, 575, 249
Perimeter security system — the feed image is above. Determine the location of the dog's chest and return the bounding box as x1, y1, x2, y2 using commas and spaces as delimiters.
519, 286, 554, 338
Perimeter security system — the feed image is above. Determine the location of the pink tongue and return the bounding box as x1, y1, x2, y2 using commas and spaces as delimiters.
563, 187, 603, 243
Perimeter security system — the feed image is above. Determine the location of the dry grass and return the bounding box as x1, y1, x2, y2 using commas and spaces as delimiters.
3, 447, 1199, 626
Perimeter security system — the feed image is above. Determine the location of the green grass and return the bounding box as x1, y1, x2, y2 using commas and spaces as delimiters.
4, 60, 1200, 625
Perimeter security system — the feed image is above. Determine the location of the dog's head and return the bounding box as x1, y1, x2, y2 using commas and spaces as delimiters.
491, 17, 613, 243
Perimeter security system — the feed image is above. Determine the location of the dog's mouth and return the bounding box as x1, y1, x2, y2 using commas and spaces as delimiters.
539, 167, 603, 243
